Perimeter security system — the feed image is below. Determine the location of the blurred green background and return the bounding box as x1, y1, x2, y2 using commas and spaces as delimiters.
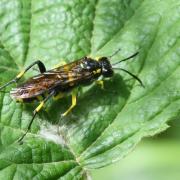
92, 117, 180, 180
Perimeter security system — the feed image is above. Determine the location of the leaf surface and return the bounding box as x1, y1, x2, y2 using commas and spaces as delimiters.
0, 0, 179, 179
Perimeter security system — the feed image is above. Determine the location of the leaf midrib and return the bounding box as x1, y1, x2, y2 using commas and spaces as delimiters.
21, 0, 32, 66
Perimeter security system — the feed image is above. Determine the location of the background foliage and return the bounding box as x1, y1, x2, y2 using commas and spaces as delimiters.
92, 118, 180, 180
0, 0, 179, 179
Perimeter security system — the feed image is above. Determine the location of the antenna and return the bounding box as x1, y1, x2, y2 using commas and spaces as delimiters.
112, 52, 139, 66
113, 67, 144, 87
109, 48, 121, 58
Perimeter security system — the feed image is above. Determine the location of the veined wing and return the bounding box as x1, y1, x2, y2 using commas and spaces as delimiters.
10, 67, 93, 99
10, 73, 62, 99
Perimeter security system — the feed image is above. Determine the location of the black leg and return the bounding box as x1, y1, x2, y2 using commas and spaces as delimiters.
0, 60, 46, 91
24, 60, 46, 74
18, 90, 55, 143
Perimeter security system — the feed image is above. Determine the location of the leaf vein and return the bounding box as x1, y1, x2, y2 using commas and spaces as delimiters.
90, 0, 99, 53
97, 0, 145, 51
22, 0, 32, 65
129, 39, 180, 104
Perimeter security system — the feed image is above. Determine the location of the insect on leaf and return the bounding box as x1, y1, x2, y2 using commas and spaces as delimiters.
0, 0, 179, 179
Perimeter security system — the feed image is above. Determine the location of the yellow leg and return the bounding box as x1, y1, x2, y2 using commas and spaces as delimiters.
16, 70, 26, 79
17, 61, 46, 79
34, 101, 45, 113
17, 91, 55, 143
17, 101, 45, 143
0, 61, 47, 91
53, 60, 66, 68
34, 91, 55, 113
62, 91, 77, 117
96, 80, 104, 89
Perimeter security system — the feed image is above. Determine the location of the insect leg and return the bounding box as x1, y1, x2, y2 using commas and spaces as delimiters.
96, 80, 104, 89
16, 60, 46, 79
18, 91, 55, 143
0, 60, 46, 91
62, 90, 77, 117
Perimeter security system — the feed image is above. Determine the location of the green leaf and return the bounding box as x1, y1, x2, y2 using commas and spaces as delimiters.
92, 140, 180, 180
0, 0, 180, 179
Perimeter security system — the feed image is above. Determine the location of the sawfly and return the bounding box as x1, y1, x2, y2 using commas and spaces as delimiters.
0, 49, 143, 142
